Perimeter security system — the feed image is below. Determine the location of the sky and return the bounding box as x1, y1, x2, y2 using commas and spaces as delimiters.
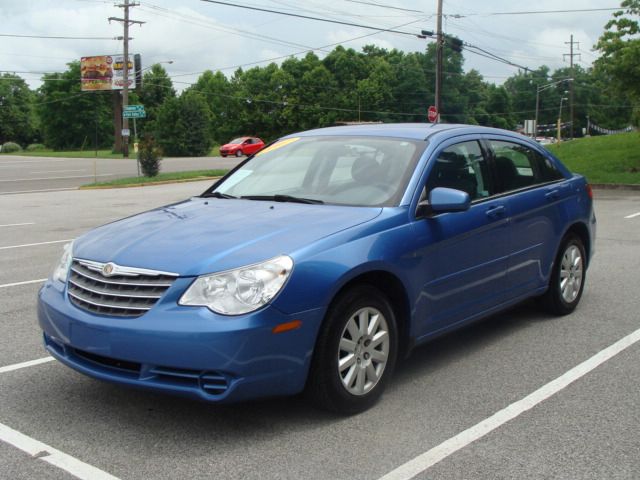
0, 0, 623, 92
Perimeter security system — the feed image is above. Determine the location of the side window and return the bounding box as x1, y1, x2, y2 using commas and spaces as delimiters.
537, 152, 565, 182
426, 141, 491, 201
488, 140, 562, 193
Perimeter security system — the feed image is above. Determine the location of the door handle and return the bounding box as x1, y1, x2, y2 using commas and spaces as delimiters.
486, 205, 506, 218
545, 189, 559, 201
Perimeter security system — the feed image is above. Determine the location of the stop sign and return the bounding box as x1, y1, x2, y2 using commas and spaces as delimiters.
428, 106, 438, 123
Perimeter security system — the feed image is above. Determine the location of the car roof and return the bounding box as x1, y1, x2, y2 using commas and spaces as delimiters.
286, 123, 529, 142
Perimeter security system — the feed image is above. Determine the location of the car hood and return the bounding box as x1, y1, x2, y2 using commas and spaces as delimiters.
73, 198, 382, 276
220, 143, 238, 149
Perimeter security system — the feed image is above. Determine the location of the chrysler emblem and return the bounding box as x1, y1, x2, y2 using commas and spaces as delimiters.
102, 262, 116, 277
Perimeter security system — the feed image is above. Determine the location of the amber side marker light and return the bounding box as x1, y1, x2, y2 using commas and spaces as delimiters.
272, 320, 302, 334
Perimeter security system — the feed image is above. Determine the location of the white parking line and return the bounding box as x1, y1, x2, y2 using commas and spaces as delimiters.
379, 326, 640, 480
624, 212, 640, 219
0, 357, 54, 374
0, 422, 121, 480
0, 239, 71, 251
0, 279, 47, 289
0, 174, 112, 182
0, 222, 35, 228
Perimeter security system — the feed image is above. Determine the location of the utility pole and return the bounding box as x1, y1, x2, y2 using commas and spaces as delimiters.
109, 1, 144, 158
563, 35, 580, 140
435, 0, 443, 122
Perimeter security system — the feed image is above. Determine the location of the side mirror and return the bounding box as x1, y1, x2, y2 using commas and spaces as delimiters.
417, 187, 470, 217
430, 187, 471, 213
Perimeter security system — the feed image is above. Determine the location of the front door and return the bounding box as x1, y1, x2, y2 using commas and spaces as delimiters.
411, 139, 511, 337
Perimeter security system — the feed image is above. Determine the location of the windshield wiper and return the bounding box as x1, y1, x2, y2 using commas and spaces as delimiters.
241, 194, 324, 204
201, 191, 237, 199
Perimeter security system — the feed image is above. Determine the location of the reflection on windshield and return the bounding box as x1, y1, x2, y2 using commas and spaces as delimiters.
214, 136, 424, 207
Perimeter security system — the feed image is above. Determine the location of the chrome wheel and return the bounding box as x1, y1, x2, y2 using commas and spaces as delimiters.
560, 244, 583, 303
338, 307, 390, 396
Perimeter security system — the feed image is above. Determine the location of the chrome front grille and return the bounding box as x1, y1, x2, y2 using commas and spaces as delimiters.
67, 259, 178, 318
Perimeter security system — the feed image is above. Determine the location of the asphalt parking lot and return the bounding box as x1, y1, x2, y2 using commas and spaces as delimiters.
1, 176, 639, 479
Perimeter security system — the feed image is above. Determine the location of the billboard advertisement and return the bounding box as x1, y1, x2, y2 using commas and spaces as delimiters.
81, 55, 136, 91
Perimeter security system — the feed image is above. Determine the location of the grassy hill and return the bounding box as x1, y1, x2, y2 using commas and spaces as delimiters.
545, 132, 639, 184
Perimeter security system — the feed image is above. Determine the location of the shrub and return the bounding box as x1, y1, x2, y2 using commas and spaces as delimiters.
1, 142, 22, 153
26, 143, 46, 151
137, 134, 162, 177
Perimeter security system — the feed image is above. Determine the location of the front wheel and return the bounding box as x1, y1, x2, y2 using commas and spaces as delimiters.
540, 234, 586, 315
306, 285, 398, 414
235, 150, 243, 157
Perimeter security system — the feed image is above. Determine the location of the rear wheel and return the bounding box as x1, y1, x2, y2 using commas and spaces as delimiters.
306, 285, 397, 414
541, 234, 586, 315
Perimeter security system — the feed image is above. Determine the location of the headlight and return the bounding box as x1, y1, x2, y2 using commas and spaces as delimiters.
52, 241, 74, 283
179, 255, 294, 315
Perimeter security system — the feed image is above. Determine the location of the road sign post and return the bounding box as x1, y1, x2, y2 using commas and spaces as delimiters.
123, 105, 146, 118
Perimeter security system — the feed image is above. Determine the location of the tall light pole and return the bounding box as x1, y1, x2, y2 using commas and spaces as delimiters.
557, 97, 568, 143
534, 77, 573, 139
435, 0, 443, 122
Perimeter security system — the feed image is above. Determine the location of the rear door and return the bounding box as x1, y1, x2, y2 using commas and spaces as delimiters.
484, 138, 570, 298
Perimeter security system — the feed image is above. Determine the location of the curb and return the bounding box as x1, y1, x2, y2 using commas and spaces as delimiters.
591, 183, 640, 191
79, 176, 221, 190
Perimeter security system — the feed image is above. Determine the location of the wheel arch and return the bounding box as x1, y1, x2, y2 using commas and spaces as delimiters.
563, 221, 591, 267
330, 270, 412, 359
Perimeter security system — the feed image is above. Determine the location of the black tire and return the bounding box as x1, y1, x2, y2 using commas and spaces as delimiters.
235, 150, 243, 157
306, 285, 398, 414
221, 154, 227, 157
540, 234, 586, 315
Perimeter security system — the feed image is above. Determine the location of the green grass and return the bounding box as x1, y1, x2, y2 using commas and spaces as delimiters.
546, 132, 640, 184
82, 169, 229, 188
3, 149, 125, 159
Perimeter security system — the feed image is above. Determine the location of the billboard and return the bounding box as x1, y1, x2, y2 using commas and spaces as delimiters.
81, 55, 137, 91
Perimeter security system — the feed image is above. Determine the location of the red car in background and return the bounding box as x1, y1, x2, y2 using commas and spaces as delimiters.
219, 137, 265, 157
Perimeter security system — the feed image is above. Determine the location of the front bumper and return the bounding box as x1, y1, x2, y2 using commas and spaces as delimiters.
37, 279, 324, 403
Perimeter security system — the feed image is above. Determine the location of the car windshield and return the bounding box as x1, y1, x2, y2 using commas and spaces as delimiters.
212, 136, 424, 207
229, 138, 246, 144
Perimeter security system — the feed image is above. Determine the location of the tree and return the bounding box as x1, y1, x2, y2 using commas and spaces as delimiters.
37, 62, 112, 150
595, 0, 640, 104
0, 74, 37, 146
155, 91, 212, 156
485, 85, 515, 129
138, 64, 176, 133
189, 70, 237, 143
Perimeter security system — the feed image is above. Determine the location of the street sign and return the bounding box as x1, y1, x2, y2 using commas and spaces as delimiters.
124, 105, 145, 112
428, 106, 438, 123
121, 128, 131, 137
123, 110, 146, 118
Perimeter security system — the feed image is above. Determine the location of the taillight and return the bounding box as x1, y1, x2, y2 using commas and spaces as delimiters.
586, 183, 593, 199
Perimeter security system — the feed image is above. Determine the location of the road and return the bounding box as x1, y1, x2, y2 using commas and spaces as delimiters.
0, 155, 242, 194
0, 185, 639, 480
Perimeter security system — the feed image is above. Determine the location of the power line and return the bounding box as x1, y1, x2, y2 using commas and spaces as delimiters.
461, 7, 621, 16
343, 0, 424, 13
0, 33, 119, 40
200, 0, 418, 37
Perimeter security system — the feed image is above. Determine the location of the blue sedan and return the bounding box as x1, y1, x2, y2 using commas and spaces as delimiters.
38, 123, 596, 414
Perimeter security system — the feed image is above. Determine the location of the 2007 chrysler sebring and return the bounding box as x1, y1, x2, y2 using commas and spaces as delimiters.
38, 123, 596, 414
